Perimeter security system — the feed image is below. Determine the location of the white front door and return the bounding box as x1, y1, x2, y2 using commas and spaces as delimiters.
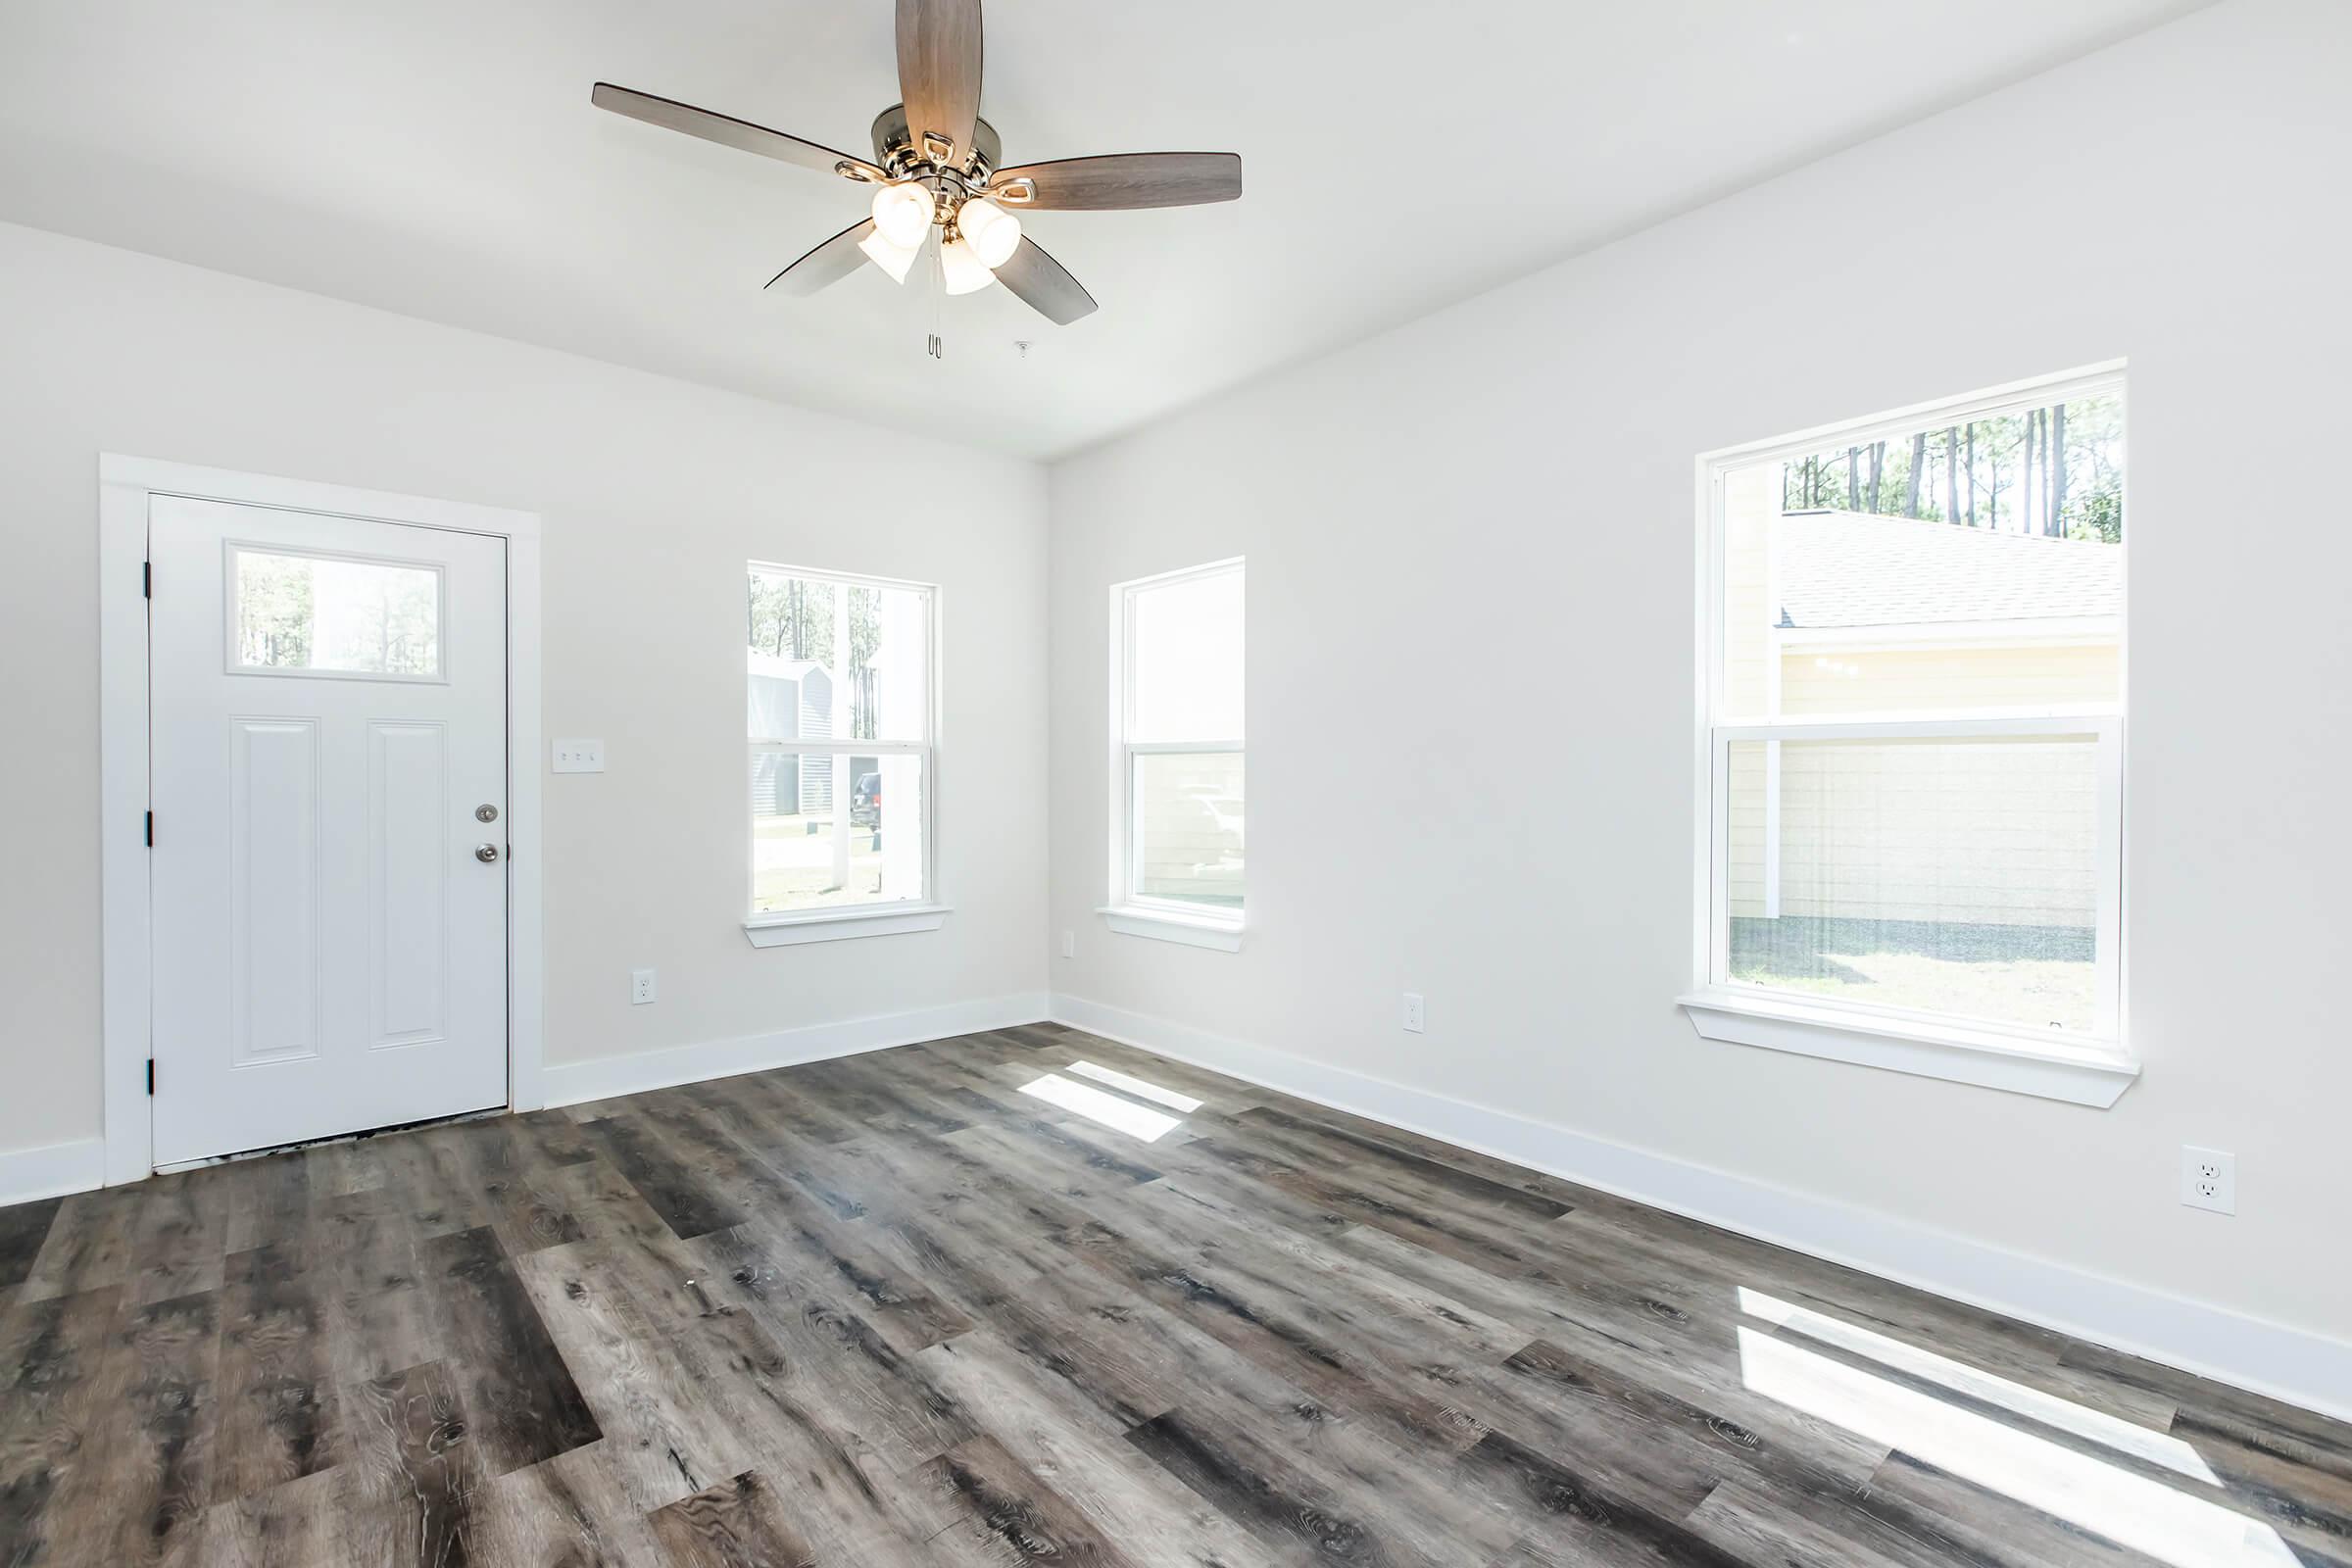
149, 496, 510, 1165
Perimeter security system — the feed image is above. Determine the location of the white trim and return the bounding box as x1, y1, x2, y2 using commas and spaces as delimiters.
1677, 988, 2136, 1107
743, 904, 952, 946
1777, 615, 2120, 651
1098, 905, 1245, 952
98, 455, 546, 1180
540, 992, 1048, 1105
1125, 738, 1246, 755
1712, 713, 2110, 742
1048, 993, 2352, 1425
0, 1139, 109, 1206
750, 739, 930, 756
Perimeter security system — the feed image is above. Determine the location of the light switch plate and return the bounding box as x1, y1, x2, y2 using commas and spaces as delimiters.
552, 738, 605, 773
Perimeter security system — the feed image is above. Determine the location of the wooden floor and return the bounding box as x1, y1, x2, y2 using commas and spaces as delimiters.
3, 1024, 2347, 1566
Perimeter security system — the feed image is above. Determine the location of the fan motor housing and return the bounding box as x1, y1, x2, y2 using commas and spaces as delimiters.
870, 103, 1002, 180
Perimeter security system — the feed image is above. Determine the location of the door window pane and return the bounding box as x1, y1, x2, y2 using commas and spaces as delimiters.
1133, 751, 1245, 908
232, 549, 441, 676
1724, 734, 2102, 1031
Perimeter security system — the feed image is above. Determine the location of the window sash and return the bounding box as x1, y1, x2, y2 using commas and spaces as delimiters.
1118, 560, 1244, 749
1124, 737, 1245, 755
1123, 743, 1244, 918
1704, 716, 2122, 1043
750, 739, 930, 755
746, 744, 931, 916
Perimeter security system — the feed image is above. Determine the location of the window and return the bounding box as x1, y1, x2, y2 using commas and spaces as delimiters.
1685, 369, 2132, 1104
1106, 560, 1244, 947
230, 545, 441, 678
744, 564, 938, 943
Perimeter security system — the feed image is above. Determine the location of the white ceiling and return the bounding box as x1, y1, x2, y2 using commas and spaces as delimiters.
0, 0, 2207, 460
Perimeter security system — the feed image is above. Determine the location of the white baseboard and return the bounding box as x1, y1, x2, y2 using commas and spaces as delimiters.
1050, 992, 2352, 1425
0, 1138, 108, 1206
541, 992, 1052, 1108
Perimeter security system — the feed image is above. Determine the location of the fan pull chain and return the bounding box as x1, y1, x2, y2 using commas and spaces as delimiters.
926, 232, 946, 361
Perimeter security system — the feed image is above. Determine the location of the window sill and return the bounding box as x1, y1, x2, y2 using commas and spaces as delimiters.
744, 904, 950, 948
1676, 988, 2138, 1107
1099, 906, 1244, 952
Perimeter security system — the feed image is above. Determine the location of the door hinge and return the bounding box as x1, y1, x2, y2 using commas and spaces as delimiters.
146, 1059, 155, 1096
142, 561, 152, 599
145, 810, 154, 848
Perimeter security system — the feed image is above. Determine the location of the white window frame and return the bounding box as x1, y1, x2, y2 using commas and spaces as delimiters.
1102, 558, 1246, 951
1680, 365, 2137, 1106
743, 562, 947, 947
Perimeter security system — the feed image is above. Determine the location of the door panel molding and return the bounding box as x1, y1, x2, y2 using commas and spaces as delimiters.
369, 718, 450, 1050
230, 714, 323, 1067
99, 455, 544, 1185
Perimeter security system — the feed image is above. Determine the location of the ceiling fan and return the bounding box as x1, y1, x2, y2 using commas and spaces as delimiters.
591, 0, 1242, 326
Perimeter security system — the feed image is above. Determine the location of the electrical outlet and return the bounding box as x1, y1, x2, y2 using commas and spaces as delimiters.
1060, 930, 1076, 959
552, 738, 606, 773
1401, 993, 1425, 1033
2180, 1146, 2235, 1214
630, 968, 657, 1005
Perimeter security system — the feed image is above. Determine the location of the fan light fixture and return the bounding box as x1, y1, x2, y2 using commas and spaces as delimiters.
857, 228, 920, 282
956, 197, 1021, 269
869, 180, 935, 248
938, 236, 993, 295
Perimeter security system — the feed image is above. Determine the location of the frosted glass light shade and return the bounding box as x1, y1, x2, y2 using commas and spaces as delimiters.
956, 197, 1021, 268
858, 229, 919, 282
939, 238, 994, 295
869, 181, 936, 248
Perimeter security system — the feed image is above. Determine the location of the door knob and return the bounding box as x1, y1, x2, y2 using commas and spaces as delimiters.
474, 843, 501, 863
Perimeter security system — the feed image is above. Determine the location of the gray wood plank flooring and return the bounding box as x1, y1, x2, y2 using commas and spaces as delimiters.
2, 1022, 2344, 1565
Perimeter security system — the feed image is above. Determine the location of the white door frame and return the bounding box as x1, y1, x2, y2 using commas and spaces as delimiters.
99, 455, 545, 1184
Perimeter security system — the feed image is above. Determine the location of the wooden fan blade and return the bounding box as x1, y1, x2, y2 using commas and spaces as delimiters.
988, 152, 1241, 211
765, 220, 880, 295
896, 0, 982, 170
994, 235, 1097, 325
592, 82, 884, 183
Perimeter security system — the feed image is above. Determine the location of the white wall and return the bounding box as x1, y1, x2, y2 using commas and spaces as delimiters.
0, 220, 1048, 1159
1049, 0, 2351, 1361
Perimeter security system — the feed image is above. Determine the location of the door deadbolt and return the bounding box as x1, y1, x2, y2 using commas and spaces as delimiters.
474, 843, 501, 863
475, 804, 499, 823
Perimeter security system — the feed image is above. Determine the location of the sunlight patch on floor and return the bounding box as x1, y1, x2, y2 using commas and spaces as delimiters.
1019, 1073, 1184, 1142
1065, 1059, 1204, 1113
1737, 1287, 2217, 1485
1738, 1325, 2294, 1567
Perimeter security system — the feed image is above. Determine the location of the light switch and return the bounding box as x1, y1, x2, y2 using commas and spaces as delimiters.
552, 738, 605, 773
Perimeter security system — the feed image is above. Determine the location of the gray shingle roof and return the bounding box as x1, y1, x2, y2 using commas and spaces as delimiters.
1777, 511, 2122, 630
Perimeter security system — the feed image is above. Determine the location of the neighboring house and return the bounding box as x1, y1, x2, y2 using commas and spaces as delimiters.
1725, 502, 2120, 945
747, 654, 835, 815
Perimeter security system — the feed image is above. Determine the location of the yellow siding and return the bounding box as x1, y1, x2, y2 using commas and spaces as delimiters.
1728, 641, 2113, 929
1781, 642, 2118, 715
